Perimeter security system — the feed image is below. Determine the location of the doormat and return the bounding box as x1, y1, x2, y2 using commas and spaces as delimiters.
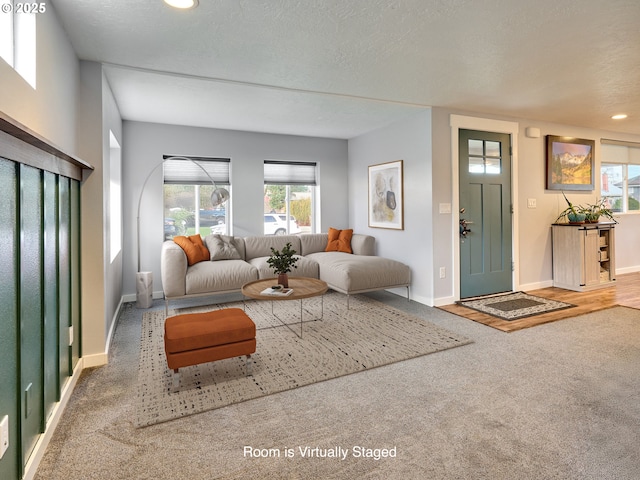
456, 291, 576, 321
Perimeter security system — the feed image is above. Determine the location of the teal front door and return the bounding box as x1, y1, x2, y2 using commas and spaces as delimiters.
459, 129, 513, 298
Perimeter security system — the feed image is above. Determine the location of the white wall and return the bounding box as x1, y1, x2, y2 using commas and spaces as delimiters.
348, 111, 433, 305
514, 120, 640, 288
122, 121, 349, 297
430, 108, 640, 303
0, 3, 78, 153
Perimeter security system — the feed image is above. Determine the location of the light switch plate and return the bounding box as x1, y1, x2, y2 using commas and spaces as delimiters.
0, 415, 8, 459
439, 203, 452, 214
527, 198, 537, 208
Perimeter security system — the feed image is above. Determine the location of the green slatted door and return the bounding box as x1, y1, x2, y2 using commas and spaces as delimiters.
70, 180, 81, 366
58, 177, 71, 379
0, 158, 20, 480
43, 172, 60, 419
19, 164, 44, 465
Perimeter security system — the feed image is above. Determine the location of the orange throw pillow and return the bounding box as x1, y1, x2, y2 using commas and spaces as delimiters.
325, 227, 353, 253
173, 235, 210, 266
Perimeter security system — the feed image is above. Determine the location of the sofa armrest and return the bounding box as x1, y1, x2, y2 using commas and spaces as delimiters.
351, 234, 375, 256
161, 241, 187, 297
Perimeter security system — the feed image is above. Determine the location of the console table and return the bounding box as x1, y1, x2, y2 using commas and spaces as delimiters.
551, 222, 616, 291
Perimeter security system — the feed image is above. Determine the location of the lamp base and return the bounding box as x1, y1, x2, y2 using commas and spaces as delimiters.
136, 271, 153, 309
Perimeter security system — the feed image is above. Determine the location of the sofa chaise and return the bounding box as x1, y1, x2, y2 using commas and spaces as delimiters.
161, 232, 411, 312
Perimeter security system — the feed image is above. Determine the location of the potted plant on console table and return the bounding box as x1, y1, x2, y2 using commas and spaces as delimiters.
266, 242, 299, 288
555, 192, 617, 224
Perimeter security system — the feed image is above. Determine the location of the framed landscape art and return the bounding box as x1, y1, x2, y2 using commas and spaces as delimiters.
368, 160, 404, 230
546, 135, 595, 191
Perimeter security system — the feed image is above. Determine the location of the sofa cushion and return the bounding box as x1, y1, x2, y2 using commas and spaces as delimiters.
299, 233, 329, 255
247, 255, 320, 280
205, 234, 242, 261
351, 234, 375, 256
306, 251, 410, 293
173, 235, 210, 266
185, 260, 258, 295
244, 235, 302, 261
325, 227, 353, 253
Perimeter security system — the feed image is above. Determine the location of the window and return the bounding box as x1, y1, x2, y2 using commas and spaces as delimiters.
600, 141, 640, 213
163, 156, 231, 239
468, 139, 502, 174
109, 132, 121, 262
0, 2, 37, 88
264, 161, 317, 235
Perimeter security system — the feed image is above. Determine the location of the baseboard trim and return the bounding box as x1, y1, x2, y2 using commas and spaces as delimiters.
518, 279, 554, 291
616, 265, 640, 275
122, 290, 164, 304
22, 359, 84, 480
433, 295, 455, 307
82, 352, 108, 368
104, 297, 124, 359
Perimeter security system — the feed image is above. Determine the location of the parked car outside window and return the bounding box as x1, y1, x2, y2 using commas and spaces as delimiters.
164, 217, 177, 240
264, 213, 301, 235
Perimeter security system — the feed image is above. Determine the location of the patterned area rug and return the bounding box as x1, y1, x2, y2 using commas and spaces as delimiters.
136, 292, 472, 427
457, 291, 576, 321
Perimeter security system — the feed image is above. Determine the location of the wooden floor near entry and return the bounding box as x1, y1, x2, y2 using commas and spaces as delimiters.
438, 272, 640, 332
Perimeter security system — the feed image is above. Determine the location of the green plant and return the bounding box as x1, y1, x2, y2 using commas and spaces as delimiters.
290, 197, 311, 226
555, 193, 617, 224
266, 242, 299, 275
579, 198, 617, 223
555, 192, 585, 223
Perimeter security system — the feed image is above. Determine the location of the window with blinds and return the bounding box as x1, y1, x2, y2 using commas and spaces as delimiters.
162, 156, 231, 238
264, 160, 317, 185
600, 140, 640, 213
263, 160, 317, 235
162, 155, 230, 185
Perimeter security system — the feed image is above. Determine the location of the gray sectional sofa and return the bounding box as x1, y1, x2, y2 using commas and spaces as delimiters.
161, 233, 411, 311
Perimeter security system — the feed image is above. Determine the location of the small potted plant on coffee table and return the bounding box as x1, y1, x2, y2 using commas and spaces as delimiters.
266, 242, 299, 288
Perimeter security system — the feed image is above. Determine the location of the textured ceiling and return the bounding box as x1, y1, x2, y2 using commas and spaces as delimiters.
51, 0, 640, 139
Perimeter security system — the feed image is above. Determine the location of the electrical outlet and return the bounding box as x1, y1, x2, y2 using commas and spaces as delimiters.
439, 267, 446, 279
0, 415, 9, 459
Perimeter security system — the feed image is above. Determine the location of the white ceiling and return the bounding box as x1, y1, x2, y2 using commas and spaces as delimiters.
51, 0, 640, 139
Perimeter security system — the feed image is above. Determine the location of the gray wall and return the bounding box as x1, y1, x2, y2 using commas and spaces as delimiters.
122, 121, 349, 297
348, 111, 434, 305
76, 62, 123, 364
102, 72, 124, 352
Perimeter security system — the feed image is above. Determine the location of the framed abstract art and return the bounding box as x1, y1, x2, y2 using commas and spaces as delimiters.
368, 160, 404, 230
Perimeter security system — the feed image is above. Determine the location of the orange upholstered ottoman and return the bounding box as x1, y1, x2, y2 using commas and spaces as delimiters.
164, 308, 256, 389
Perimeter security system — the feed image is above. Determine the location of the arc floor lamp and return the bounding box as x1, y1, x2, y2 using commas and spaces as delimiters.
136, 155, 230, 308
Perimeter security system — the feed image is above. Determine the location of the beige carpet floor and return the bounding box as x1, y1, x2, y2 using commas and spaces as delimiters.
137, 292, 472, 426
33, 292, 640, 480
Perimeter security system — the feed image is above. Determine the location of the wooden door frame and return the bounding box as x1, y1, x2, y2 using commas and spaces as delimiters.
450, 115, 520, 301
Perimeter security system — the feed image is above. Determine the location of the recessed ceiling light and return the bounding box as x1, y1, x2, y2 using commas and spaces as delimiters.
164, 0, 198, 9
611, 114, 628, 120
